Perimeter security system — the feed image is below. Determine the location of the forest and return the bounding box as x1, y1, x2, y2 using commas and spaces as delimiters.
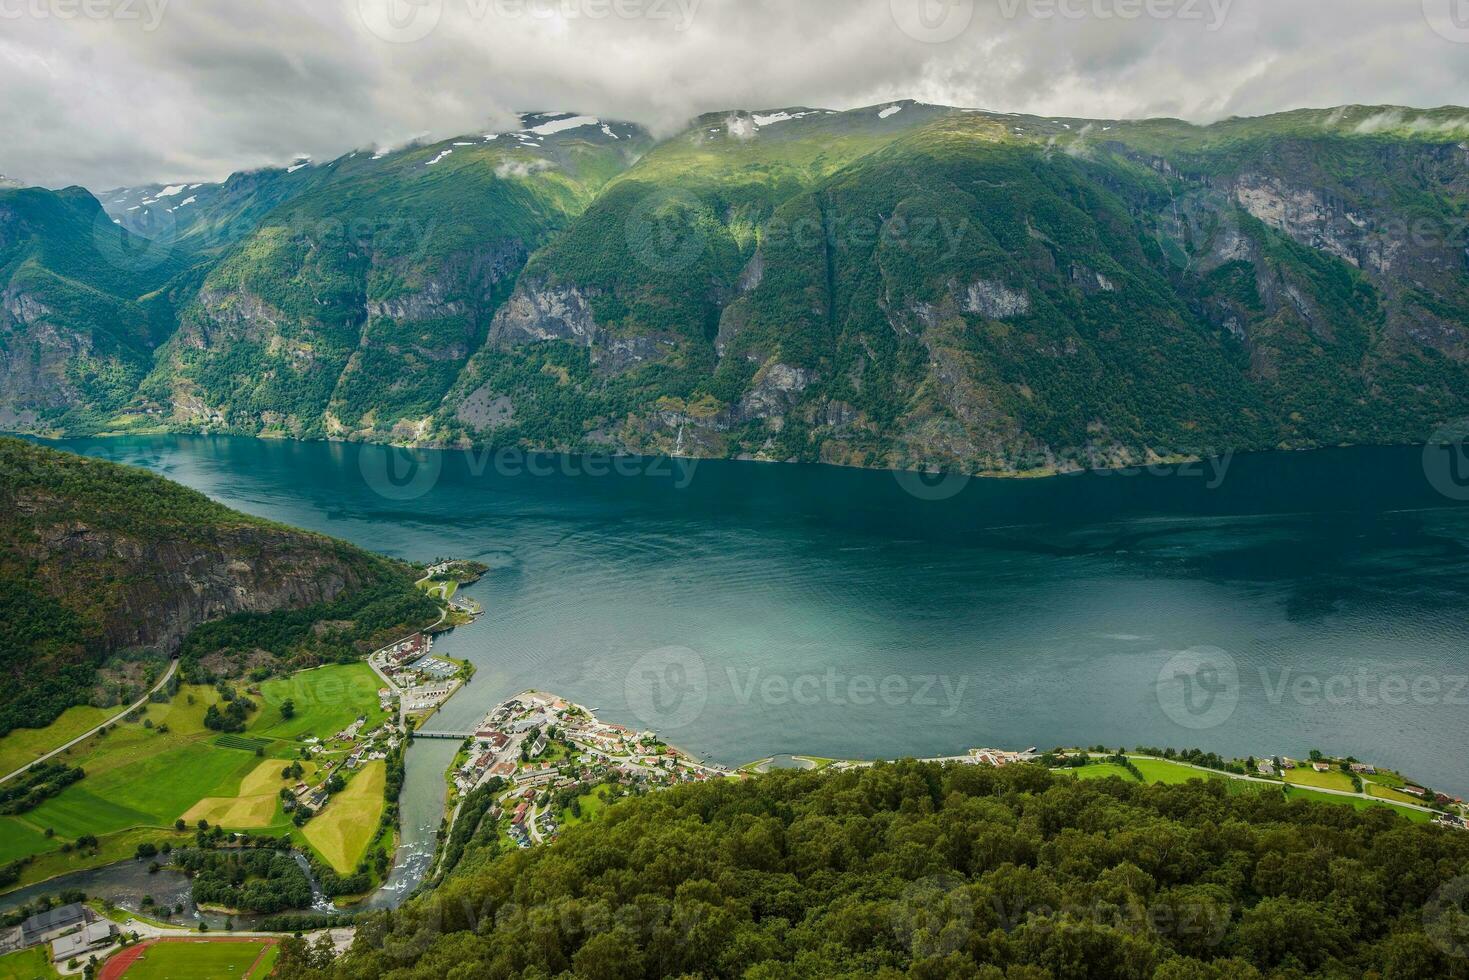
269, 759, 1469, 979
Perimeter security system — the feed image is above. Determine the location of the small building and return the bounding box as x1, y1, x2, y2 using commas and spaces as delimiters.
51, 922, 115, 963
1403, 785, 1427, 797
1257, 760, 1276, 776
1349, 763, 1376, 774
1312, 762, 1331, 772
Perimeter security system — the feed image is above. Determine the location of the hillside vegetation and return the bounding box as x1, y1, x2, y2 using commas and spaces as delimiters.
275, 760, 1469, 979
5, 106, 1469, 474
0, 437, 435, 736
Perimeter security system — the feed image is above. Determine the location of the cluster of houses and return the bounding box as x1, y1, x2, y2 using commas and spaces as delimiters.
0, 903, 117, 966
447, 691, 730, 849
290, 719, 399, 812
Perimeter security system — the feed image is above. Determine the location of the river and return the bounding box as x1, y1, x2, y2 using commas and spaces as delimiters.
18, 434, 1469, 908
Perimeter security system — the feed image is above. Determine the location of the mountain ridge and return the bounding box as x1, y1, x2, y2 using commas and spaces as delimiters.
3, 103, 1468, 473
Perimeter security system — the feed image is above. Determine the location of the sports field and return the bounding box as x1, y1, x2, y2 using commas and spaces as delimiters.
102, 938, 278, 980
303, 759, 386, 873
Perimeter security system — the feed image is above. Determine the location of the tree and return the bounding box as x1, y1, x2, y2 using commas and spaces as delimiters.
281, 698, 296, 720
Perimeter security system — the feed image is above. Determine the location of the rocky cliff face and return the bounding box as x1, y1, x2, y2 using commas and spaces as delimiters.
26, 517, 376, 655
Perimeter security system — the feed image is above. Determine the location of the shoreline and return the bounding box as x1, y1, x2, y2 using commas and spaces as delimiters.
21, 428, 1441, 486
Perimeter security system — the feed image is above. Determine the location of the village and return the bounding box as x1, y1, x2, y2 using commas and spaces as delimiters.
444, 691, 731, 849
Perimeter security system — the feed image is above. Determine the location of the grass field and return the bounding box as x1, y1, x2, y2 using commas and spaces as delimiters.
1062, 763, 1138, 782
183, 758, 320, 829
0, 704, 116, 776
1284, 767, 1357, 793
1285, 785, 1433, 823
253, 663, 389, 741
1366, 781, 1430, 806
560, 785, 614, 827
2, 664, 389, 875
114, 939, 277, 980
0, 817, 59, 862
1130, 758, 1212, 785
0, 944, 57, 980
303, 760, 386, 873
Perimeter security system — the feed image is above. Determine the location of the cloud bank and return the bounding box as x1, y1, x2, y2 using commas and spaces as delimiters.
2, 0, 1465, 188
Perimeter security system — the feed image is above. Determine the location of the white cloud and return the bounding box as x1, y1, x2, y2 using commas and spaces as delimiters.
0, 0, 1463, 188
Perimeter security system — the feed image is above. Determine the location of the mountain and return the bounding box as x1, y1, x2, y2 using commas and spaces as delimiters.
0, 185, 185, 434
0, 436, 436, 737
6, 105, 1469, 473
280, 759, 1469, 979
141, 113, 651, 442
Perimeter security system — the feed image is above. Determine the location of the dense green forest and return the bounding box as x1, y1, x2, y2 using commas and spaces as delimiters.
0, 437, 436, 734
271, 760, 1469, 980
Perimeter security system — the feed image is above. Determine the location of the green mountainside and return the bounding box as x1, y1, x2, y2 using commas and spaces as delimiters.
0, 437, 435, 737
275, 759, 1469, 979
4, 105, 1469, 473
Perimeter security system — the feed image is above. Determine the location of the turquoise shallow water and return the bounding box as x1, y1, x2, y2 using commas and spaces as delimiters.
40, 435, 1469, 795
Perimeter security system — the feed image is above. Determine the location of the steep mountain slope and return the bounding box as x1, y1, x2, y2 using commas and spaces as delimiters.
0, 436, 434, 737
443, 103, 1469, 472
0, 186, 184, 434
5, 104, 1468, 475
141, 114, 651, 442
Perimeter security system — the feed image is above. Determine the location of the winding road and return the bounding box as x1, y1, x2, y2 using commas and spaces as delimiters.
0, 659, 179, 786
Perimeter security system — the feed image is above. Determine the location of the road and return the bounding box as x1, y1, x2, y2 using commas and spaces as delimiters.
0, 659, 179, 786
1084, 753, 1447, 817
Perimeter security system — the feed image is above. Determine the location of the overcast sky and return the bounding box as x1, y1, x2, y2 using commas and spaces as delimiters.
2, 0, 1466, 189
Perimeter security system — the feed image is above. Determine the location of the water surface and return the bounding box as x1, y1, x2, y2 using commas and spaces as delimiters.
42, 435, 1469, 796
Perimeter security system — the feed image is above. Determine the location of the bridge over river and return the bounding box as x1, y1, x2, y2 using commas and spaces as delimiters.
413, 730, 474, 740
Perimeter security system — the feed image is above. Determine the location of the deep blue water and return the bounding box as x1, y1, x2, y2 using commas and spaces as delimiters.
40, 435, 1469, 794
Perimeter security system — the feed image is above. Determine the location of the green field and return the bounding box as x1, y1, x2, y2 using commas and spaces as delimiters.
0, 704, 116, 776
0, 817, 59, 862
560, 785, 614, 827
1, 664, 388, 879
1061, 763, 1138, 782
1285, 785, 1433, 823
303, 759, 386, 873
1284, 766, 1357, 792
1366, 781, 1431, 806
0, 945, 56, 980
117, 939, 278, 980
253, 662, 389, 741
1130, 758, 1214, 785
